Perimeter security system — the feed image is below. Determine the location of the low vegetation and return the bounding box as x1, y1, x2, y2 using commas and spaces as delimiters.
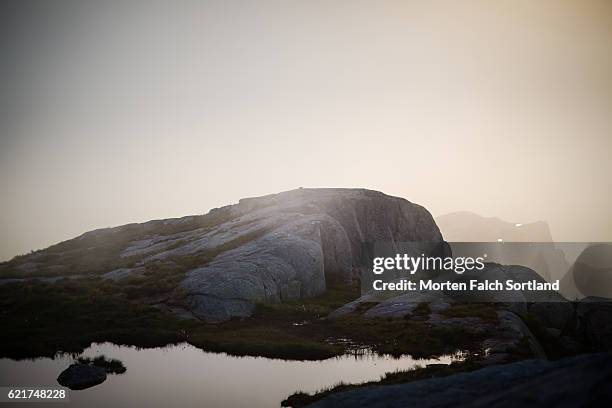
0, 276, 490, 362
76, 355, 127, 374
0, 278, 189, 359
282, 358, 483, 407
439, 302, 499, 321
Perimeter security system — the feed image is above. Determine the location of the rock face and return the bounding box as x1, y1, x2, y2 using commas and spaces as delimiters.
178, 189, 442, 321
57, 364, 107, 390
306, 353, 612, 408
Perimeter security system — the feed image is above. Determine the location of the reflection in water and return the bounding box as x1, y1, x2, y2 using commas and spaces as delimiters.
0, 343, 461, 407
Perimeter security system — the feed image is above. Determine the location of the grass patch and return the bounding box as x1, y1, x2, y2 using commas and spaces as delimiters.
282, 358, 483, 407
412, 302, 431, 316
440, 303, 498, 321
0, 279, 191, 359
188, 327, 342, 360
76, 355, 127, 374
0, 278, 489, 362
254, 282, 360, 321
327, 315, 480, 358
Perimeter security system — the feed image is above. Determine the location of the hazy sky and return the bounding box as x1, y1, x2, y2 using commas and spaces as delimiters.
1, 0, 611, 261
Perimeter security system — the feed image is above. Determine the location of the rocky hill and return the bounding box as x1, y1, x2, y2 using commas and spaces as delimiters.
0, 188, 443, 322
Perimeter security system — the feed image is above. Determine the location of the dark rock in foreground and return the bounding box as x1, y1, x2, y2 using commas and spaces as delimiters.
57, 364, 107, 390
307, 353, 612, 408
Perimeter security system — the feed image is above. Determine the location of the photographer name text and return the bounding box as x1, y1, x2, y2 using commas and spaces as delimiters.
373, 279, 561, 292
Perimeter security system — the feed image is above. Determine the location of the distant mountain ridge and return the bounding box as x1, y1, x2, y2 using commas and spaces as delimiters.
436, 211, 553, 242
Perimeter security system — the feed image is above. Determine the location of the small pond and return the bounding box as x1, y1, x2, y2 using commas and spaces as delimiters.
0, 342, 462, 407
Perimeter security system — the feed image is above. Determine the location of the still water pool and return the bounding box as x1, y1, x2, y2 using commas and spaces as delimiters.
0, 342, 460, 407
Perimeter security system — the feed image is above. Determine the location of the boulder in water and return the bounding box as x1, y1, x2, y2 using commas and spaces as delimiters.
57, 364, 107, 390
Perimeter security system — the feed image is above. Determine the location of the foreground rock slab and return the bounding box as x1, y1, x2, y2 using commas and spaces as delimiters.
306, 353, 612, 408
57, 364, 107, 390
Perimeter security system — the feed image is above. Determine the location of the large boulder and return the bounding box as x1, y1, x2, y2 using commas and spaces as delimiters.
57, 364, 107, 390
560, 243, 612, 300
